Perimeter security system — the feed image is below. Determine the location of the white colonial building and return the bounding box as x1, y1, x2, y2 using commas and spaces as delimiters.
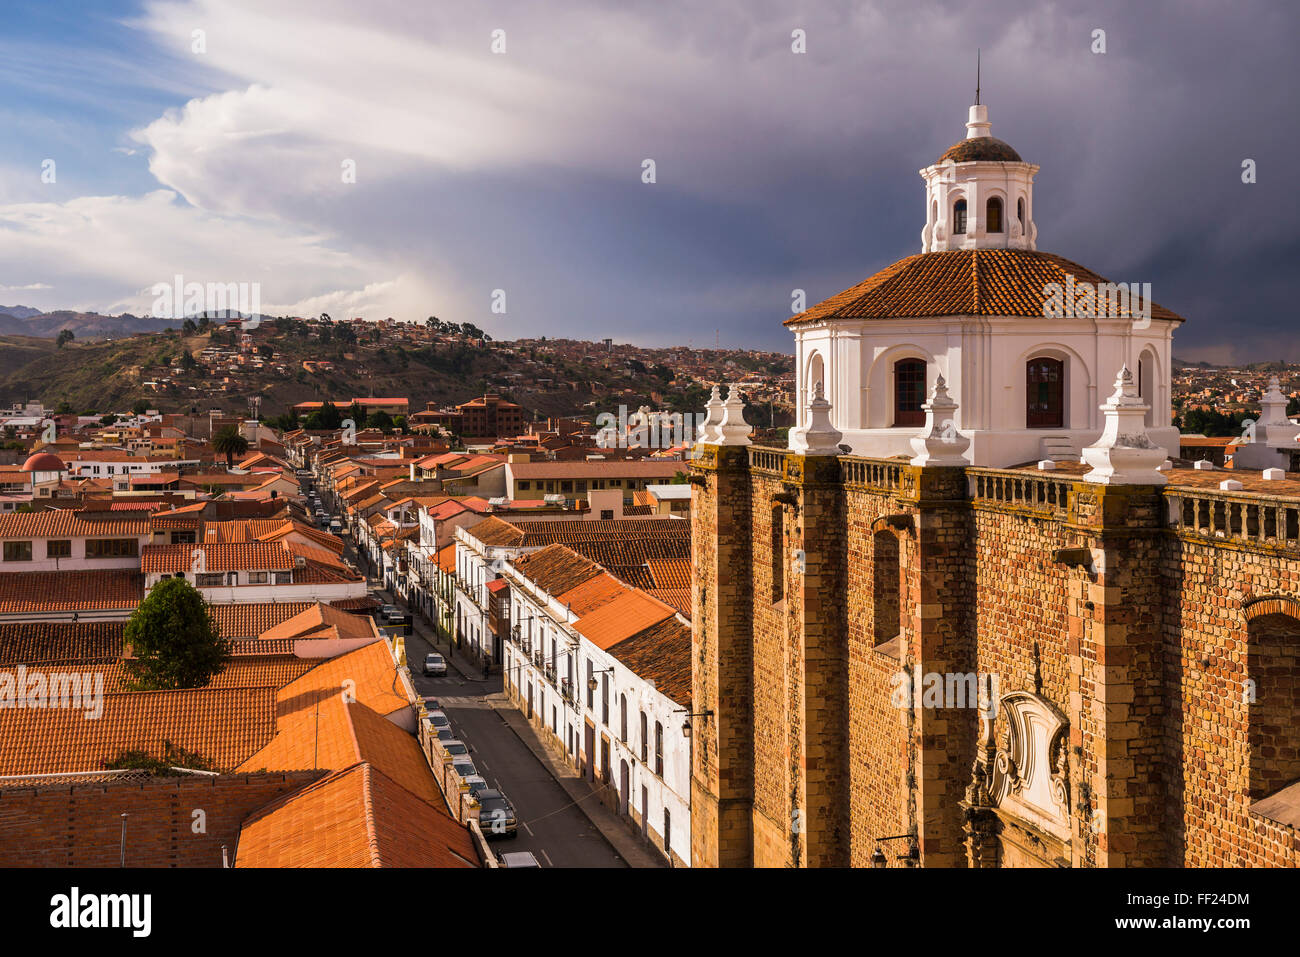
789, 102, 1183, 468
500, 545, 693, 867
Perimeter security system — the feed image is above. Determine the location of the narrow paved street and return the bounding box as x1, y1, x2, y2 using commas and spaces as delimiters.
412, 671, 626, 868
312, 475, 625, 867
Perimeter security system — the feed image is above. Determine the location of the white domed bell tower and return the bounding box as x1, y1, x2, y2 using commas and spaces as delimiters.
921, 102, 1040, 253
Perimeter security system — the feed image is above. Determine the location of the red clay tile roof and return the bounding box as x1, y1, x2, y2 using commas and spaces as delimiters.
647, 588, 691, 618
273, 640, 410, 721
574, 590, 675, 651
555, 572, 629, 616
646, 558, 692, 590
102, 657, 316, 693
0, 686, 277, 775
259, 603, 378, 643
239, 695, 439, 807
605, 616, 692, 708
0, 621, 123, 665
436, 543, 457, 574
464, 516, 526, 548
512, 544, 603, 597
208, 602, 314, 640
0, 510, 150, 538
141, 542, 296, 573
606, 564, 655, 589
234, 762, 475, 868
784, 248, 1185, 326
0, 570, 143, 614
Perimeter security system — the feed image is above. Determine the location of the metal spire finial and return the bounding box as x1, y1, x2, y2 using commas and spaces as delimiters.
976, 49, 981, 105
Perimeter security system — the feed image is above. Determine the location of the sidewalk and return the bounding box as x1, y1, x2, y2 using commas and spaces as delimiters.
490, 695, 667, 869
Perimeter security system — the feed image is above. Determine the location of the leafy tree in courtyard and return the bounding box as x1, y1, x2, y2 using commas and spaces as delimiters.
122, 578, 231, 691
212, 424, 250, 468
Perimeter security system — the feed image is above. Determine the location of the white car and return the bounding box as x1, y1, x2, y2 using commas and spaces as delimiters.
423, 653, 447, 676
499, 851, 541, 868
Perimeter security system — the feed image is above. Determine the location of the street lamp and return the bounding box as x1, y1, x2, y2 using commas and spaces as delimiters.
871, 833, 919, 868
674, 708, 714, 738
587, 667, 614, 692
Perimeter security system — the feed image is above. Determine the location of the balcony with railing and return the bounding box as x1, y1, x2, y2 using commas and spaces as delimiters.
968, 468, 1072, 516
748, 447, 785, 476
840, 456, 906, 491
1165, 487, 1300, 550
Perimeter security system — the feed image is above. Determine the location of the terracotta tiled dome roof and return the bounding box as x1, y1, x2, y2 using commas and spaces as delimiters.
938, 136, 1022, 164
20, 451, 65, 472
784, 249, 1186, 325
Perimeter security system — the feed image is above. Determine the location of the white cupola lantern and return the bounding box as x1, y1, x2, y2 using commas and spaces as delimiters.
1081, 367, 1167, 485
789, 380, 844, 456
909, 376, 970, 466
920, 103, 1040, 253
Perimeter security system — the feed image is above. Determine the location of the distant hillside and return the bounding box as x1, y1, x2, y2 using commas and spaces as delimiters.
0, 309, 186, 340
0, 305, 43, 320
0, 323, 792, 423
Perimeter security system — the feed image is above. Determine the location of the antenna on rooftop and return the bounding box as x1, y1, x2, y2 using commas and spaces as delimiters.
119, 812, 128, 867
975, 49, 981, 105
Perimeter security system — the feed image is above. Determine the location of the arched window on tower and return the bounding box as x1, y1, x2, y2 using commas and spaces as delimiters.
1017, 197, 1025, 229
893, 359, 927, 427
771, 505, 785, 604
1026, 357, 1065, 429
873, 530, 902, 658
953, 199, 968, 235
1247, 609, 1300, 799
986, 197, 1003, 233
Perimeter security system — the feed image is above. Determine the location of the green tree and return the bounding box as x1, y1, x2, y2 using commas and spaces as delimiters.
366, 409, 394, 432
212, 424, 250, 468
304, 400, 342, 431
56, 328, 74, 348
257, 343, 274, 359
99, 414, 119, 426
182, 318, 198, 336
132, 399, 150, 415
122, 578, 231, 691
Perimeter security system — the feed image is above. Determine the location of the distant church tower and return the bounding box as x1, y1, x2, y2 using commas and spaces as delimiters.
787, 99, 1184, 468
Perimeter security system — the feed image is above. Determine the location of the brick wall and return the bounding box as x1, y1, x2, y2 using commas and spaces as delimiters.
0, 771, 322, 867
691, 448, 1300, 867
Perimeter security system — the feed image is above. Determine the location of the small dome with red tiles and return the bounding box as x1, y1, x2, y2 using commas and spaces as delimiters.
21, 451, 65, 472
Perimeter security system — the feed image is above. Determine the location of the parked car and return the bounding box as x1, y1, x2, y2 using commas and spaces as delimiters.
378, 604, 403, 624
498, 851, 540, 868
329, 520, 343, 534
423, 653, 447, 677
476, 789, 518, 839
451, 759, 477, 786
424, 709, 451, 734
463, 774, 489, 799
440, 740, 470, 761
